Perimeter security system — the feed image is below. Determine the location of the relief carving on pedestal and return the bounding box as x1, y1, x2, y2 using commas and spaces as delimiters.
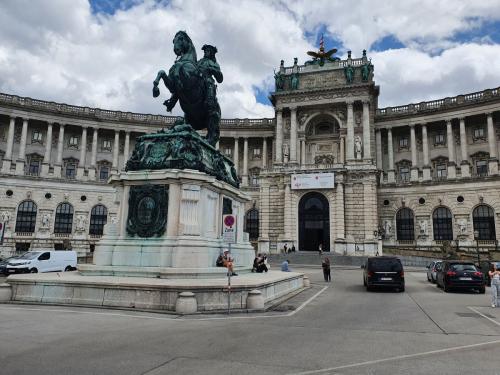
126, 185, 168, 238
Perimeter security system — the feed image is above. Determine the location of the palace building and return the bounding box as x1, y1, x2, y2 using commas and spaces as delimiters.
1, 49, 500, 259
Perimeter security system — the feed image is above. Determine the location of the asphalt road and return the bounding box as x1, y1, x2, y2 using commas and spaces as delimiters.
1, 268, 500, 375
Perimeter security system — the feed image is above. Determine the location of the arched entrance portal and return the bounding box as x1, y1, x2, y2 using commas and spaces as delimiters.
299, 192, 330, 251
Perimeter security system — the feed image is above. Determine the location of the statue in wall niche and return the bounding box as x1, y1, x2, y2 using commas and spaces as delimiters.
384, 220, 392, 236
41, 213, 51, 229
354, 136, 362, 159
457, 219, 467, 235
290, 73, 299, 90
76, 214, 87, 231
0, 211, 11, 224
419, 220, 428, 236
152, 31, 223, 146
283, 143, 290, 159
274, 70, 284, 91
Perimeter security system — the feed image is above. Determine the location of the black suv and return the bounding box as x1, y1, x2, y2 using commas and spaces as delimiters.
362, 256, 405, 292
436, 261, 485, 293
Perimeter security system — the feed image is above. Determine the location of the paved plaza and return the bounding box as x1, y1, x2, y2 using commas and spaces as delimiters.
1, 267, 500, 375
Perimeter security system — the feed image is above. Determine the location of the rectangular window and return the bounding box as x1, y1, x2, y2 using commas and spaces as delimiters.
476, 160, 488, 176
28, 160, 40, 176
31, 130, 43, 143
102, 139, 112, 151
65, 164, 76, 179
434, 133, 445, 145
224, 148, 232, 156
399, 137, 408, 149
251, 175, 259, 186
474, 127, 485, 139
68, 136, 79, 147
252, 148, 261, 157
99, 167, 109, 181
399, 167, 410, 182
436, 164, 447, 179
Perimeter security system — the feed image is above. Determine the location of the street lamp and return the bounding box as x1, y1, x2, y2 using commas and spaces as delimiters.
474, 229, 480, 265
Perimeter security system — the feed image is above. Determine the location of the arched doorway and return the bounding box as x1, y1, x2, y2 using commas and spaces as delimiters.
299, 192, 330, 251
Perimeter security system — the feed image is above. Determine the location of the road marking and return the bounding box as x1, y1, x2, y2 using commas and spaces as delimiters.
290, 338, 500, 374
468, 306, 500, 327
0, 286, 328, 322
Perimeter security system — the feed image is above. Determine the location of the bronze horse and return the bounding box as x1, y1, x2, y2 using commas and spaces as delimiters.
153, 31, 221, 146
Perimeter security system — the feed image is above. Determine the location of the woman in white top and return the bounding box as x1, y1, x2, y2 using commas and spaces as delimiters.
488, 263, 500, 308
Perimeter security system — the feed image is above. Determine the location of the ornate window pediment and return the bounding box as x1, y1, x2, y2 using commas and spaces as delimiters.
26, 153, 44, 176
431, 156, 449, 179
63, 157, 79, 180
395, 159, 411, 183
97, 160, 112, 181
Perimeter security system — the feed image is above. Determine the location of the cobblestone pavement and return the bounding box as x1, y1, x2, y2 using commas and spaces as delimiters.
1, 267, 499, 375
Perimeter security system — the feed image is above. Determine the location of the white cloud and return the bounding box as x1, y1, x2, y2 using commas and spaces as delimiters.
0, 0, 499, 117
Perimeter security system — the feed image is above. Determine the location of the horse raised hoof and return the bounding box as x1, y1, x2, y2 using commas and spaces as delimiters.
152, 86, 160, 98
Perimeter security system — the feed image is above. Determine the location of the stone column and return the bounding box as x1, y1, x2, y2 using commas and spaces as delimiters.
290, 107, 297, 162
422, 124, 431, 181
335, 181, 345, 240
362, 100, 371, 159
346, 101, 354, 160
446, 119, 456, 178
88, 127, 98, 180
283, 182, 292, 240
410, 125, 418, 181
387, 128, 395, 183
77, 126, 88, 179
275, 109, 283, 163
459, 117, 470, 178
233, 137, 239, 174
15, 118, 29, 175
364, 182, 377, 240
123, 131, 130, 170
54, 124, 65, 177
340, 137, 345, 164
487, 113, 498, 175
112, 130, 120, 171
41, 122, 53, 177
258, 182, 270, 253
262, 137, 267, 168
1, 116, 15, 173
300, 139, 306, 165
375, 129, 382, 169
242, 137, 248, 186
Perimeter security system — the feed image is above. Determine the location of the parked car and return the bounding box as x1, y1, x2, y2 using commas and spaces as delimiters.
362, 256, 405, 292
436, 260, 485, 293
0, 256, 19, 275
6, 251, 77, 274
426, 260, 442, 283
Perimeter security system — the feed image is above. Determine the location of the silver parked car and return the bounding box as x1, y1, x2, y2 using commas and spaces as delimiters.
426, 260, 442, 283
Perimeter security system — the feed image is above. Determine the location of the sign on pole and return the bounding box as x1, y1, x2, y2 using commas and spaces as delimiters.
222, 214, 236, 244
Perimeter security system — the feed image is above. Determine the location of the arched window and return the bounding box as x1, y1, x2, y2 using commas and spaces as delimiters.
15, 200, 37, 233
245, 208, 259, 241
89, 205, 108, 235
473, 205, 496, 240
433, 207, 453, 240
54, 203, 74, 234
396, 208, 414, 240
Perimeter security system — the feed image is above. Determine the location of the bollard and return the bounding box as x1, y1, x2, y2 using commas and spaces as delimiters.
303, 276, 310, 287
246, 289, 264, 310
175, 291, 197, 314
0, 283, 12, 302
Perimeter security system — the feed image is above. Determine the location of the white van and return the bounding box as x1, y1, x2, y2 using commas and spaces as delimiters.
6, 251, 77, 274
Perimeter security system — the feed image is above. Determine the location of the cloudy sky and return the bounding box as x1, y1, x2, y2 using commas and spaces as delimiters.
1, 0, 500, 119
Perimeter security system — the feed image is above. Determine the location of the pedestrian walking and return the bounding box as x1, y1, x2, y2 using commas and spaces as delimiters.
322, 257, 331, 282
489, 263, 500, 308
318, 243, 323, 256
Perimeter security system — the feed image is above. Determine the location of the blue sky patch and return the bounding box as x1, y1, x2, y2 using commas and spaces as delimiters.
89, 0, 140, 15
254, 86, 271, 106
371, 35, 405, 52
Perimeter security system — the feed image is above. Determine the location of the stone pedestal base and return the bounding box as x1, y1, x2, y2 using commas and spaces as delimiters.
460, 162, 471, 178
88, 167, 96, 180
6, 271, 304, 313
1, 159, 12, 174
422, 166, 432, 181
410, 167, 419, 182
387, 170, 395, 183
76, 167, 86, 180
488, 159, 498, 176
15, 160, 25, 175
53, 165, 62, 178
258, 239, 270, 254
447, 164, 456, 179
41, 163, 51, 177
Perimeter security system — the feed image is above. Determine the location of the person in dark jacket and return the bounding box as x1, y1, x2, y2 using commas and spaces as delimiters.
322, 257, 331, 282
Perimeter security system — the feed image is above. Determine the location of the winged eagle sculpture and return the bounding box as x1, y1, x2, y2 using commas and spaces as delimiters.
306, 35, 340, 66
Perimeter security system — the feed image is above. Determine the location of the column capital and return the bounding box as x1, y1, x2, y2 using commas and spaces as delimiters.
458, 116, 466, 121
409, 123, 416, 128
125, 130, 131, 135
420, 122, 427, 128
362, 99, 370, 105
81, 125, 89, 129
486, 112, 493, 118
445, 118, 453, 124
346, 100, 354, 107
289, 105, 298, 111
276, 108, 283, 114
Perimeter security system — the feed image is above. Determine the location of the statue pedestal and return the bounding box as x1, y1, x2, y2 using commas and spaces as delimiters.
79, 169, 255, 278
